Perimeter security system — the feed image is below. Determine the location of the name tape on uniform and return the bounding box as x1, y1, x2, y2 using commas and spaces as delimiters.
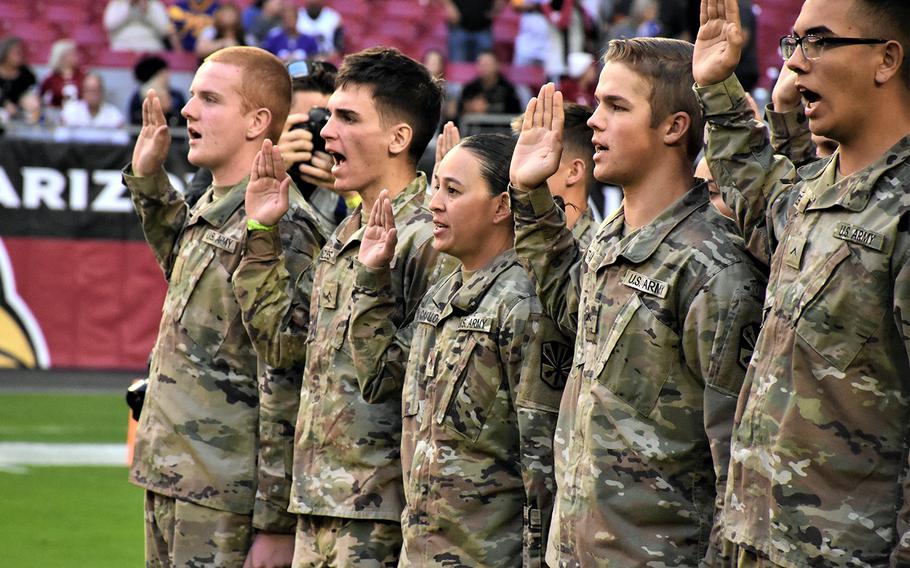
622, 270, 668, 298
417, 308, 441, 326
834, 222, 884, 251
459, 315, 494, 333
202, 229, 238, 253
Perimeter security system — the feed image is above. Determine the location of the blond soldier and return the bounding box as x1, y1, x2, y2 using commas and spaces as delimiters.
125, 46, 326, 567
509, 40, 766, 566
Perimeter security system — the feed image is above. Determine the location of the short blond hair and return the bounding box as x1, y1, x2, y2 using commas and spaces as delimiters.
205, 46, 292, 143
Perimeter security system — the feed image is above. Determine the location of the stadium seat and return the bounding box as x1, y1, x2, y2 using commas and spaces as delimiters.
445, 62, 477, 85
505, 64, 545, 89
44, 4, 89, 26
0, 3, 30, 23
91, 50, 140, 69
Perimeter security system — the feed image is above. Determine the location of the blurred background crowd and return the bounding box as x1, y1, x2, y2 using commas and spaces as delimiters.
0, 0, 794, 140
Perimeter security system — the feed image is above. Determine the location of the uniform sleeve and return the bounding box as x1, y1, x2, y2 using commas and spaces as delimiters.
243, 210, 324, 532
696, 75, 800, 267
766, 104, 817, 169
680, 260, 766, 565
348, 236, 452, 403
890, 241, 910, 565
123, 166, 188, 277
232, 208, 323, 370
502, 297, 569, 567
512, 185, 586, 338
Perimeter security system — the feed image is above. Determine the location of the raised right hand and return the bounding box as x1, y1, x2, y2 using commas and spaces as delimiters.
359, 189, 397, 269
432, 121, 461, 187
509, 83, 564, 192
246, 139, 290, 227
693, 0, 745, 86
131, 89, 171, 177
771, 63, 801, 112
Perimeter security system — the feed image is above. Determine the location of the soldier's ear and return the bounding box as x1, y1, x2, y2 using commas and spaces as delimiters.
492, 191, 511, 224
875, 40, 905, 85
662, 111, 691, 149
388, 122, 413, 158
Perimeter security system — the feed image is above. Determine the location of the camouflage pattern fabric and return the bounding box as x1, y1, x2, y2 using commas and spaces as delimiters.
349, 248, 569, 567
766, 104, 817, 169
698, 74, 910, 567
572, 207, 598, 251
292, 515, 402, 568
512, 182, 767, 567
234, 172, 455, 530
144, 490, 253, 568
125, 167, 325, 532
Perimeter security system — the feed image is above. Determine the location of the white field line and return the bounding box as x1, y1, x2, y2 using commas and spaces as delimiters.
0, 442, 127, 473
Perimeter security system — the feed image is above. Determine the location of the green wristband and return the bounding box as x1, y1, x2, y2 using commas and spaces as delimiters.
247, 219, 277, 232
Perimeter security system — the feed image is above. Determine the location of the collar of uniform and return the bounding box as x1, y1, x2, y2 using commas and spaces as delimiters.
602, 182, 709, 266
193, 177, 248, 228
431, 248, 519, 319
807, 135, 910, 213
571, 207, 596, 238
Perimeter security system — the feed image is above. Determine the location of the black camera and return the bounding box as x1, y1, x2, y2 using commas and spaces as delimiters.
126, 378, 148, 421
291, 106, 331, 155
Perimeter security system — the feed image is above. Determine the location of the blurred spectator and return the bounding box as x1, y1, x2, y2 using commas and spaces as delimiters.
559, 51, 597, 106
196, 3, 245, 59
103, 0, 175, 52
658, 0, 696, 41
14, 89, 47, 125
604, 0, 635, 40
513, 1, 550, 69
128, 55, 187, 127
244, 0, 283, 45
0, 37, 37, 118
441, 0, 503, 63
423, 48, 460, 124
633, 0, 661, 36
296, 0, 343, 57
39, 40, 86, 109
60, 73, 126, 128
457, 50, 521, 119
261, 1, 319, 62
169, 0, 221, 53
734, 0, 759, 92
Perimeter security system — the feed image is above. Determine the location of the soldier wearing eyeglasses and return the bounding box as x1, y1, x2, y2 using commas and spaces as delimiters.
694, 0, 910, 566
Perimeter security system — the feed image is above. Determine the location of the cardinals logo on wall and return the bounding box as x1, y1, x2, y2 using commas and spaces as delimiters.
0, 240, 49, 369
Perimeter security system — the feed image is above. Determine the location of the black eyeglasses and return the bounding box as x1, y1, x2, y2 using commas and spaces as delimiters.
780, 33, 888, 61
287, 60, 338, 79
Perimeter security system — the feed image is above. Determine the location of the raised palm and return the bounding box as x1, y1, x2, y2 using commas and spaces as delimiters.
693, 0, 745, 86
131, 90, 171, 177
510, 83, 564, 191
359, 189, 398, 269
246, 139, 290, 227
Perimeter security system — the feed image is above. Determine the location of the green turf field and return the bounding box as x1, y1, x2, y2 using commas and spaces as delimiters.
0, 392, 144, 567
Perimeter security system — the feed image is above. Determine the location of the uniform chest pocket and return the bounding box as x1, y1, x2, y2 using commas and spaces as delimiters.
590, 293, 678, 417
174, 241, 241, 359
795, 243, 886, 372
435, 333, 502, 443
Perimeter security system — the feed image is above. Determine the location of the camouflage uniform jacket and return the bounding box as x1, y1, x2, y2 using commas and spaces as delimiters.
766, 104, 817, 169
348, 248, 569, 566
125, 168, 325, 531
237, 173, 452, 521
572, 207, 597, 251
699, 74, 910, 567
512, 182, 767, 567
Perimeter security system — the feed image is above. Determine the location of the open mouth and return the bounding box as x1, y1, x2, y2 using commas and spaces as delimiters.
798, 86, 822, 113
328, 150, 346, 166
187, 126, 202, 141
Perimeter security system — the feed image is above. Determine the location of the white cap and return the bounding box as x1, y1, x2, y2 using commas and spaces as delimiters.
567, 52, 594, 78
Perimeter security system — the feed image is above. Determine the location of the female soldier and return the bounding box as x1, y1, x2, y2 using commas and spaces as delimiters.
350, 134, 572, 567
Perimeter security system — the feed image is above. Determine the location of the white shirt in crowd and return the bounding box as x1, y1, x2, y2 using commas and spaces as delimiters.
296, 5, 341, 56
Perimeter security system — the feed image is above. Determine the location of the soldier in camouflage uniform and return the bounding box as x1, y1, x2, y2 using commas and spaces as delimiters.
126, 47, 326, 567
234, 47, 455, 567
693, 0, 910, 565
511, 102, 599, 250
347, 134, 571, 566
510, 39, 767, 567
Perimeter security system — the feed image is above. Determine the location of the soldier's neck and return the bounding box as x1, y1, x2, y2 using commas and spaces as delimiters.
359, 167, 418, 218
621, 163, 693, 231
